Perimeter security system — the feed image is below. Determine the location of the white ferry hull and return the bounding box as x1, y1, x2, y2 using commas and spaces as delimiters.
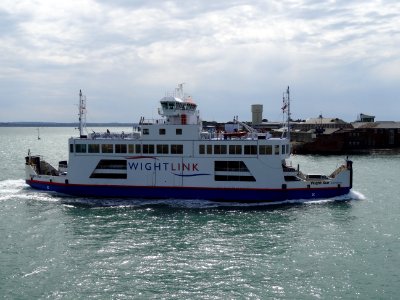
25, 157, 353, 203
25, 178, 351, 202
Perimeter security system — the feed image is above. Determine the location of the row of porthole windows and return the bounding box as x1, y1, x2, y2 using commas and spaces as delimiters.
71, 143, 184, 155
199, 144, 289, 155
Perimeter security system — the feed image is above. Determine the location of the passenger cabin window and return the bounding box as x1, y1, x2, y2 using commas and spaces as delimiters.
214, 145, 227, 155
215, 161, 249, 172
88, 144, 100, 153
128, 144, 134, 153
199, 145, 205, 154
135, 144, 142, 154
285, 144, 290, 154
215, 175, 256, 182
90, 160, 127, 179
207, 145, 212, 154
157, 144, 169, 154
159, 128, 166, 135
244, 145, 257, 155
274, 145, 280, 155
171, 144, 183, 154
259, 145, 272, 155
142, 144, 154, 154
75, 144, 87, 153
176, 128, 182, 135
102, 144, 114, 153
214, 161, 255, 182
229, 145, 242, 155
115, 144, 127, 153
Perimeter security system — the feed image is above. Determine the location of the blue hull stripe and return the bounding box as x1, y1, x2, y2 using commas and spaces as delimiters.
26, 180, 350, 203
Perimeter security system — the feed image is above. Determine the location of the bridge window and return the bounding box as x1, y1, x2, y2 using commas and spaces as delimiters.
176, 128, 182, 135
128, 144, 134, 153
159, 128, 166, 135
70, 144, 74, 153
143, 128, 149, 135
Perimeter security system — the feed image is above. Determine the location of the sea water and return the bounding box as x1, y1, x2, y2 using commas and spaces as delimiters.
0, 127, 399, 299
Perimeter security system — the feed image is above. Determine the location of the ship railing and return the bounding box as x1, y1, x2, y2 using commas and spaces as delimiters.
139, 118, 167, 125
89, 132, 141, 140
206, 132, 260, 140
200, 131, 211, 140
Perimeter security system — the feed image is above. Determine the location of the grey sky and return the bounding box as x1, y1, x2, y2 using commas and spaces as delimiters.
0, 0, 399, 123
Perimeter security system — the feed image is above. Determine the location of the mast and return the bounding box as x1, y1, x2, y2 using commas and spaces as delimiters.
286, 86, 291, 142
176, 83, 185, 99
281, 86, 291, 141
78, 90, 87, 138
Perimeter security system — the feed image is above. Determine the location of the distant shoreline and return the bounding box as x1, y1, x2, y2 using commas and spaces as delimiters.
0, 122, 133, 127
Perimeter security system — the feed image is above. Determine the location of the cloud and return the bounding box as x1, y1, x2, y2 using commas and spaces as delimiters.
0, 0, 399, 123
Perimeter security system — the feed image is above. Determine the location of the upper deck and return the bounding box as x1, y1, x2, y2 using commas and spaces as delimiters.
73, 83, 291, 157
81, 127, 285, 143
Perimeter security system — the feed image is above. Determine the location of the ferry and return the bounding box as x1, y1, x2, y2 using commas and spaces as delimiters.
25, 85, 353, 203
